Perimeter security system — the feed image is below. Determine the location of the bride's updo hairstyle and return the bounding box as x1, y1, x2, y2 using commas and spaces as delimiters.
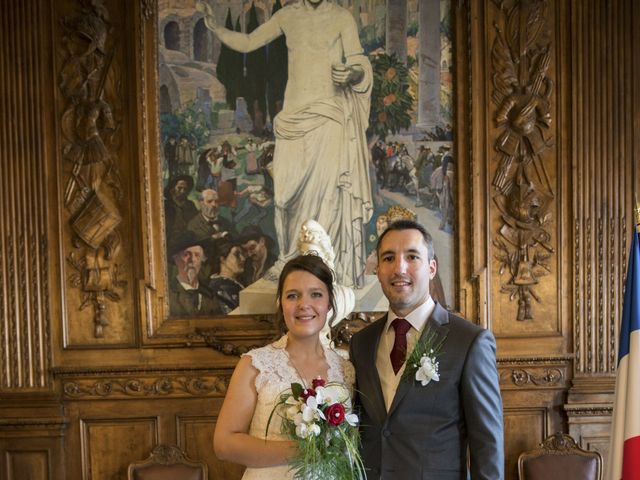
275, 254, 336, 334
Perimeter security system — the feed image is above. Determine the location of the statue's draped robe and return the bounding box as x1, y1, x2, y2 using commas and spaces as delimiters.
273, 60, 372, 288
213, 2, 373, 288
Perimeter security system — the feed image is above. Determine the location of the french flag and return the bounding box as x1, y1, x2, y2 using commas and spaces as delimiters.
608, 229, 640, 480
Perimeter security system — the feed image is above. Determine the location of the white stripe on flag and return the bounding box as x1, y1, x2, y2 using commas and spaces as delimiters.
608, 323, 640, 479
608, 230, 640, 480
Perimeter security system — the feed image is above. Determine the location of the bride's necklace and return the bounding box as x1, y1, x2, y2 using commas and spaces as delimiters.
285, 343, 325, 387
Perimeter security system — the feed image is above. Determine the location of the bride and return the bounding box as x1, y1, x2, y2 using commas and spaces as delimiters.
213, 254, 355, 479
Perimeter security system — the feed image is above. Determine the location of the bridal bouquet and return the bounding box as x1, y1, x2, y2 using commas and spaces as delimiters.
267, 377, 365, 480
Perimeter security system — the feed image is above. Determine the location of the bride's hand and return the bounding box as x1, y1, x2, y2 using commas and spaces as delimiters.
195, 0, 218, 31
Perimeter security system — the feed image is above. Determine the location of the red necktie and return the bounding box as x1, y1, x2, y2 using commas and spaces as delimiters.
390, 318, 412, 374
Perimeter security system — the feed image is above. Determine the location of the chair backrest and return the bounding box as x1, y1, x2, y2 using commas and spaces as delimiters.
127, 444, 208, 480
518, 432, 602, 480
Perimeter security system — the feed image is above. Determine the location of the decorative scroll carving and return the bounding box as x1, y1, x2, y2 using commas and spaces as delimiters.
330, 312, 378, 348
194, 327, 275, 356
140, 0, 154, 21
62, 375, 229, 399
58, 0, 125, 337
564, 405, 613, 417
145, 445, 192, 465
497, 354, 572, 365
0, 418, 68, 430
491, 0, 555, 321
503, 367, 562, 386
536, 432, 586, 453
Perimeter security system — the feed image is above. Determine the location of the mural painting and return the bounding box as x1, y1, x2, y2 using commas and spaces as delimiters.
158, 0, 455, 318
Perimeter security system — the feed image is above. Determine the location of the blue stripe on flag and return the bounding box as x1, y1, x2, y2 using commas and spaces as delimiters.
618, 230, 640, 363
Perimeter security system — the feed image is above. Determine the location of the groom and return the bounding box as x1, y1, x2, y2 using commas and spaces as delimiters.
350, 220, 504, 479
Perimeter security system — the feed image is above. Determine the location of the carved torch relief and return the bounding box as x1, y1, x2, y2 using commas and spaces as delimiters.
491, 0, 555, 321
58, 0, 126, 338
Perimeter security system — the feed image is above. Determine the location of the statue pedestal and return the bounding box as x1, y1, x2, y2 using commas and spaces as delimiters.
231, 278, 278, 315
230, 275, 388, 315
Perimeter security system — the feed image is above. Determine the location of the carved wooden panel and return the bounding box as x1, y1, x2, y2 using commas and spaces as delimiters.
0, 0, 52, 391
486, 0, 561, 343
4, 451, 50, 480
53, 0, 139, 347
0, 434, 64, 480
503, 407, 549, 480
566, 403, 614, 476
62, 394, 233, 480
498, 355, 568, 479
81, 417, 157, 480
565, 0, 638, 470
179, 414, 245, 480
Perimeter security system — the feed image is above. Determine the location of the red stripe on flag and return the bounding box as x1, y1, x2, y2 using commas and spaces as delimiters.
622, 435, 640, 479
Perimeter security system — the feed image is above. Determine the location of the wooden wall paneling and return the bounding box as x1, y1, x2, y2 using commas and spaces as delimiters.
503, 406, 551, 479
566, 0, 638, 467
178, 412, 245, 480
64, 398, 237, 480
565, 403, 614, 475
570, 0, 633, 380
0, 1, 66, 476
0, 0, 53, 393
498, 354, 570, 479
0, 421, 66, 480
5, 450, 50, 480
81, 416, 158, 480
58, 367, 233, 479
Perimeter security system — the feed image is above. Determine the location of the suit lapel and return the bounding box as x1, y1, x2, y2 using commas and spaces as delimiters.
387, 303, 451, 417
359, 316, 388, 424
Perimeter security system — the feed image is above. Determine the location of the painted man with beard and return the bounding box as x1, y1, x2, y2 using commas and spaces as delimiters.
187, 188, 233, 240
164, 175, 199, 246
168, 233, 222, 317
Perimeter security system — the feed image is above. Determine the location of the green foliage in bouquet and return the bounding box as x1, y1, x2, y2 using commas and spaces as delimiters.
368, 53, 413, 141
267, 378, 365, 480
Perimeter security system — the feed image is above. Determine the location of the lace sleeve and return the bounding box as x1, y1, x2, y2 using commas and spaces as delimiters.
243, 339, 290, 392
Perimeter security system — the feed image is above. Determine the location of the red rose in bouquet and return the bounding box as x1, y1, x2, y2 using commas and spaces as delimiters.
300, 387, 316, 401
268, 378, 364, 479
312, 377, 326, 388
326, 402, 346, 426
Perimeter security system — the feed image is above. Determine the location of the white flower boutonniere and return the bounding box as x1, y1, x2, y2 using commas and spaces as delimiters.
402, 325, 447, 386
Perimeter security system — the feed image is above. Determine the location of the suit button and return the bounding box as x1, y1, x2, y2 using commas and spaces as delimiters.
382, 429, 391, 438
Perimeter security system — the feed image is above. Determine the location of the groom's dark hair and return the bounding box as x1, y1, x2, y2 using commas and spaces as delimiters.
376, 219, 435, 261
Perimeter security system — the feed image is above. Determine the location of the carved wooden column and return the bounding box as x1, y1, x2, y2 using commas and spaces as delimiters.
565, 0, 639, 471
0, 1, 66, 479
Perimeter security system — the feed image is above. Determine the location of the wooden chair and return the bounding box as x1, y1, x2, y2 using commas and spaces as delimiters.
127, 444, 208, 480
518, 432, 602, 480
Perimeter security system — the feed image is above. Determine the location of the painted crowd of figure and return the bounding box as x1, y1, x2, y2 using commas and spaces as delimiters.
163, 135, 278, 317
371, 140, 455, 232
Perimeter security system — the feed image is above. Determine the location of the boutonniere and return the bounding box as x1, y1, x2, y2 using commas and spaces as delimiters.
401, 325, 447, 386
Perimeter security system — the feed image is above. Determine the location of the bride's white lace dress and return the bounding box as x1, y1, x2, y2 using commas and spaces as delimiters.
240, 334, 356, 480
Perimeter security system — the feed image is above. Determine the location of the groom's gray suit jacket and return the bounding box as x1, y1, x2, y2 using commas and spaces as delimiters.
349, 303, 504, 480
